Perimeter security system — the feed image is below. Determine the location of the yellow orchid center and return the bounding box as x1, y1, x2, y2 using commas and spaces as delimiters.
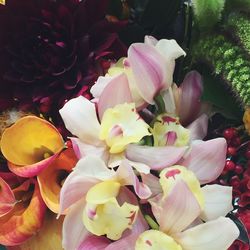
159, 165, 204, 209
151, 114, 190, 147
83, 181, 139, 240
135, 230, 182, 250
100, 103, 150, 154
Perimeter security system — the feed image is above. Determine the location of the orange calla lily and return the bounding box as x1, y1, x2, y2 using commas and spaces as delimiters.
38, 147, 78, 213
7, 212, 64, 250
0, 179, 46, 246
0, 116, 64, 177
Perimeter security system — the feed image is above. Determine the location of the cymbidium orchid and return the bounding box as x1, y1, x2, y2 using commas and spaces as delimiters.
58, 155, 150, 250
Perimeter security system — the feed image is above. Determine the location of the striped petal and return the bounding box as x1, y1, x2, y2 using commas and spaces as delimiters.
187, 114, 208, 141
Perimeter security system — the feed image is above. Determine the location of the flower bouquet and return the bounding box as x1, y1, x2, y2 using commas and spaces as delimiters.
0, 0, 249, 250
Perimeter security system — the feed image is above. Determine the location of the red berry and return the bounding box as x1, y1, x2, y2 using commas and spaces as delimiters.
230, 176, 240, 188
231, 136, 241, 147
235, 165, 244, 174
245, 149, 250, 159
223, 128, 237, 140
225, 160, 235, 171
227, 147, 237, 156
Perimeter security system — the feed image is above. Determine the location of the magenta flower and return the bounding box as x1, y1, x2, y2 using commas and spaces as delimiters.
0, 0, 126, 118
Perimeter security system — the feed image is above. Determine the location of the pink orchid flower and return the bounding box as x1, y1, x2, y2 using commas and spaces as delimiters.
59, 155, 150, 250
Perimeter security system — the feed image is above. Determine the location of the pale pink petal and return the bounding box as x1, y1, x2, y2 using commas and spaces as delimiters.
153, 180, 201, 234
70, 137, 109, 163
162, 88, 176, 114
179, 71, 203, 126
90, 76, 115, 99
59, 156, 115, 214
78, 235, 110, 250
98, 73, 133, 120
175, 217, 240, 250
62, 200, 89, 250
180, 138, 227, 184
187, 114, 208, 140
0, 177, 16, 217
141, 173, 162, 197
200, 185, 233, 221
126, 144, 188, 170
116, 161, 151, 199
144, 35, 158, 46
59, 96, 101, 145
128, 43, 166, 104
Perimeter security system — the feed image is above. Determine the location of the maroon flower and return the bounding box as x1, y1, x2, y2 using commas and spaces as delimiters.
0, 0, 126, 119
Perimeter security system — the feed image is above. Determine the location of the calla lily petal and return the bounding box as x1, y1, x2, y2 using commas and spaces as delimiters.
0, 116, 63, 166
59, 96, 101, 145
98, 73, 133, 120
175, 217, 240, 250
0, 177, 16, 217
0, 180, 47, 246
126, 144, 188, 170
59, 156, 115, 214
38, 148, 78, 213
200, 185, 233, 221
178, 71, 203, 126
150, 180, 201, 234
128, 43, 166, 104
187, 114, 208, 141
62, 200, 89, 250
180, 138, 227, 184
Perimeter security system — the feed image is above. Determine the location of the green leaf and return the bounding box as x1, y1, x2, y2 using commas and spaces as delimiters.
201, 69, 243, 120
192, 0, 226, 29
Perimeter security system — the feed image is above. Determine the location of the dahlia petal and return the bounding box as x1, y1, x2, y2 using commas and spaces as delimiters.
8, 152, 60, 178
62, 201, 89, 250
37, 148, 78, 213
59, 156, 115, 214
178, 71, 203, 125
128, 43, 167, 104
0, 116, 64, 166
0, 177, 16, 217
0, 180, 47, 246
187, 114, 208, 140
200, 185, 233, 221
180, 138, 227, 184
59, 96, 101, 145
126, 144, 188, 170
152, 180, 201, 234
175, 217, 240, 250
97, 73, 133, 120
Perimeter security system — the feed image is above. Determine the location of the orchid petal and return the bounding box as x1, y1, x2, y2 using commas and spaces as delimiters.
0, 177, 16, 217
59, 96, 101, 145
162, 88, 176, 114
187, 114, 208, 141
116, 161, 152, 199
178, 71, 203, 126
151, 180, 201, 234
78, 235, 110, 250
144, 35, 158, 46
98, 73, 133, 120
126, 144, 188, 170
128, 43, 166, 104
0, 180, 47, 246
62, 200, 89, 250
200, 185, 233, 221
0, 116, 64, 166
59, 156, 114, 214
38, 148, 78, 213
180, 138, 227, 184
175, 217, 239, 250
141, 173, 162, 197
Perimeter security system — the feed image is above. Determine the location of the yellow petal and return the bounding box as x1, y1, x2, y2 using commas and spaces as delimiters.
83, 197, 139, 240
86, 181, 121, 204
160, 165, 204, 208
135, 230, 182, 250
0, 116, 64, 166
37, 148, 78, 213
100, 103, 150, 154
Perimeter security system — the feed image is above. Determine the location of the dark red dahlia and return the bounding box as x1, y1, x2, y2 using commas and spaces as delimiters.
0, 0, 126, 117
